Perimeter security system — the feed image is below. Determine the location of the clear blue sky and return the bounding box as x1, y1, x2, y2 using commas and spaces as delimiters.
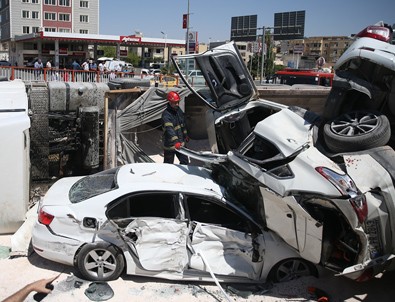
100, 0, 394, 43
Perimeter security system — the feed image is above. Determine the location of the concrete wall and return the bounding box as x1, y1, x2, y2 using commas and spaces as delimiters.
258, 85, 330, 115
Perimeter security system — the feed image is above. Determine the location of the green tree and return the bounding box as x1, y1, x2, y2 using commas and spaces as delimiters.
126, 52, 140, 67
98, 46, 116, 58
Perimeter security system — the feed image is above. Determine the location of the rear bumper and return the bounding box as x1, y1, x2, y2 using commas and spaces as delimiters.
31, 222, 83, 266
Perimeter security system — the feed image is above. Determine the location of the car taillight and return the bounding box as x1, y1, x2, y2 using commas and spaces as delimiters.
356, 25, 393, 43
38, 208, 54, 226
316, 167, 368, 223
349, 194, 368, 224
315, 167, 357, 195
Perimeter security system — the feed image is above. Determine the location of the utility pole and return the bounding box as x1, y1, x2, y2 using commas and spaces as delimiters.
260, 26, 265, 84
185, 0, 190, 77
186, 0, 190, 55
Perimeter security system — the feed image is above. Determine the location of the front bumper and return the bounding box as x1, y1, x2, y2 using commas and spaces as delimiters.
337, 254, 395, 281
31, 221, 83, 266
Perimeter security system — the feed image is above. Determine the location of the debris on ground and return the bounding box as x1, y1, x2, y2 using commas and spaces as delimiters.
84, 282, 114, 301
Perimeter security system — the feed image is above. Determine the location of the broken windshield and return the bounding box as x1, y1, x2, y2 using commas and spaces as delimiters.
69, 167, 119, 203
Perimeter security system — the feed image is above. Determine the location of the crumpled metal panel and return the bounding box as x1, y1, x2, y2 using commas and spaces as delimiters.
124, 218, 188, 272
189, 222, 263, 280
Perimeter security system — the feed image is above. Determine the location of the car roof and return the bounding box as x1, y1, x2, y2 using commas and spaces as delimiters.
116, 163, 224, 196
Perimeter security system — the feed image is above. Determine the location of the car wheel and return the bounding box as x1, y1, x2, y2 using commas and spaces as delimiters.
269, 258, 317, 283
323, 111, 391, 153
76, 242, 125, 281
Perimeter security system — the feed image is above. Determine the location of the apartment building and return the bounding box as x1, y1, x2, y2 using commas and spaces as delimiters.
0, 0, 99, 62
281, 36, 352, 68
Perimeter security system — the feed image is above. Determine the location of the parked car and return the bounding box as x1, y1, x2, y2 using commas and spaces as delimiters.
32, 163, 315, 282
0, 60, 11, 66
149, 68, 161, 76
172, 39, 395, 281
321, 21, 394, 153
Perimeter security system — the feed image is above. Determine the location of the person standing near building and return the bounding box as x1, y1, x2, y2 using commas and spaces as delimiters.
34, 58, 43, 80
161, 91, 189, 165
98, 61, 104, 81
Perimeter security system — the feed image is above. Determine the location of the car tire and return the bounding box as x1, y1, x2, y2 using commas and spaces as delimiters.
76, 242, 125, 281
323, 111, 391, 153
269, 258, 318, 283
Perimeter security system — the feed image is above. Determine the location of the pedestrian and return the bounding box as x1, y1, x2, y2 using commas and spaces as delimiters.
71, 60, 80, 70
98, 61, 104, 81
161, 91, 189, 165
109, 70, 116, 80
46, 60, 52, 69
63, 68, 69, 82
81, 59, 89, 81
34, 58, 43, 80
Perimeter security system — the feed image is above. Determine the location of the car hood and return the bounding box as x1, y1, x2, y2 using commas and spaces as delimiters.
172, 41, 258, 112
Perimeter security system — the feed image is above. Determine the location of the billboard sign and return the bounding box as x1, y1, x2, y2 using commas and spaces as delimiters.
230, 15, 257, 42
293, 45, 304, 54
120, 35, 141, 43
183, 14, 188, 29
273, 10, 305, 41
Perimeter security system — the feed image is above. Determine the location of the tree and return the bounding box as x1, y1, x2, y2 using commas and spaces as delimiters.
98, 46, 116, 58
126, 52, 140, 67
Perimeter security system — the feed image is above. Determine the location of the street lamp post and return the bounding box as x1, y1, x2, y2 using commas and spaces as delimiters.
161, 31, 167, 69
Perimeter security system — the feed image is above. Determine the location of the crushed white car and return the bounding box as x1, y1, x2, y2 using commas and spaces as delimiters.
32, 163, 317, 282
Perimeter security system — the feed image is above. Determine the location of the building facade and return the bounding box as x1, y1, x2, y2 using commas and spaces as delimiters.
278, 35, 353, 69
0, 0, 99, 62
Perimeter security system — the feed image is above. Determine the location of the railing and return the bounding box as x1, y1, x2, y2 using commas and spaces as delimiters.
0, 66, 167, 84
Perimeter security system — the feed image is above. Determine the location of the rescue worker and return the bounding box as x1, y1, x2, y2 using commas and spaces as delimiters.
162, 91, 189, 164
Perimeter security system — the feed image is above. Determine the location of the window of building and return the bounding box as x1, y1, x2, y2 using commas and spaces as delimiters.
32, 0, 39, 3
59, 13, 70, 21
32, 11, 39, 19
44, 0, 56, 5
79, 29, 88, 34
22, 11, 30, 18
80, 15, 88, 23
80, 0, 88, 8
23, 26, 30, 34
44, 12, 56, 20
59, 28, 71, 33
22, 0, 30, 3
59, 0, 70, 6
32, 27, 40, 33
44, 27, 56, 32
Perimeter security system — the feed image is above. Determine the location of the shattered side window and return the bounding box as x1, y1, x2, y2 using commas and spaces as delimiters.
186, 195, 250, 233
106, 192, 178, 227
69, 167, 119, 203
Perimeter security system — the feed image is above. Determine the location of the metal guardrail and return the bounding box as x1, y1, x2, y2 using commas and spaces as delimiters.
0, 66, 172, 84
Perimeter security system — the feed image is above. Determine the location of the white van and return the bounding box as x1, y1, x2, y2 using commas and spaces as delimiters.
104, 60, 126, 71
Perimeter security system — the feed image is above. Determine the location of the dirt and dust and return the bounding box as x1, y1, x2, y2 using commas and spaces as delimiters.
1, 233, 395, 302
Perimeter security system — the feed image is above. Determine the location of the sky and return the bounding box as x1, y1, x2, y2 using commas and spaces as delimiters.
100, 0, 394, 43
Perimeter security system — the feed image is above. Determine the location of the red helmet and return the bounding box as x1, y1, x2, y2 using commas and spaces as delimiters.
167, 91, 181, 103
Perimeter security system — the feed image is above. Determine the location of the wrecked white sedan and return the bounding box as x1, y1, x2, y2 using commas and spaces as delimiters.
32, 163, 317, 282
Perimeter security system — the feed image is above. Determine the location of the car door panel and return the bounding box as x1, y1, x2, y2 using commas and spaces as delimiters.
123, 217, 189, 272
259, 187, 322, 263
188, 222, 264, 280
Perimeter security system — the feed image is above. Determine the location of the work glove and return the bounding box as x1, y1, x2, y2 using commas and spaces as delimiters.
175, 142, 182, 150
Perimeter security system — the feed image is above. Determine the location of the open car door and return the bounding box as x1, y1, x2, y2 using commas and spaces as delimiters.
172, 41, 258, 112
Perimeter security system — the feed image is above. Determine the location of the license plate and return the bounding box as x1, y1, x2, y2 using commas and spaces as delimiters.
365, 218, 383, 258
